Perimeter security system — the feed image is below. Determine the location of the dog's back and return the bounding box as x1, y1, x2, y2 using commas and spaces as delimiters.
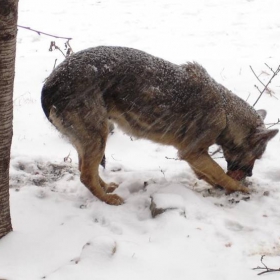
42, 46, 228, 150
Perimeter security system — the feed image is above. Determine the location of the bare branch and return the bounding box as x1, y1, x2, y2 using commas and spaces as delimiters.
245, 92, 251, 102
250, 66, 266, 87
260, 255, 268, 270
253, 255, 280, 275
49, 41, 66, 57
265, 63, 276, 74
53, 59, 58, 70
17, 25, 72, 40
65, 40, 74, 56
210, 146, 222, 156
250, 64, 280, 107
254, 84, 262, 94
266, 118, 280, 129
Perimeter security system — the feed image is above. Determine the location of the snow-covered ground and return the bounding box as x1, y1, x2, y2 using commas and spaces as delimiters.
1, 0, 280, 279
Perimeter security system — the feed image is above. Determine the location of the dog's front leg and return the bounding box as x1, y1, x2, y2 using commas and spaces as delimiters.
183, 151, 250, 193
191, 167, 216, 187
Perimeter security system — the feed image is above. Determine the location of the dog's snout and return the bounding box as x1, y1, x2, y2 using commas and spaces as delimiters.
227, 160, 254, 178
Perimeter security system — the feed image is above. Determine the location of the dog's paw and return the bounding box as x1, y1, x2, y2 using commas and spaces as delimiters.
225, 184, 250, 194
239, 185, 250, 194
103, 194, 124, 206
105, 182, 119, 193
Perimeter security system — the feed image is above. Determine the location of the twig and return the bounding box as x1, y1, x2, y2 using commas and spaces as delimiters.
246, 92, 251, 102
266, 118, 280, 129
17, 25, 72, 40
253, 255, 280, 275
159, 166, 166, 178
209, 146, 222, 156
254, 85, 262, 94
63, 152, 72, 163
165, 156, 180, 161
220, 68, 226, 80
209, 146, 225, 160
212, 156, 225, 159
49, 41, 66, 57
250, 66, 266, 88
65, 40, 73, 56
13, 91, 30, 102
110, 154, 122, 162
250, 64, 280, 107
265, 63, 276, 74
53, 59, 58, 70
49, 40, 74, 59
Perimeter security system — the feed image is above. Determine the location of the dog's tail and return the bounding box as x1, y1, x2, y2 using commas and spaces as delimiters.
41, 83, 54, 119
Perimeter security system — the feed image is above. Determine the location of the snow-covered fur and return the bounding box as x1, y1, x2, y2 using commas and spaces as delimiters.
41, 46, 278, 205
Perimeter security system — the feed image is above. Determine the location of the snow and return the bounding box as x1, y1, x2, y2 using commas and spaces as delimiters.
1, 0, 280, 279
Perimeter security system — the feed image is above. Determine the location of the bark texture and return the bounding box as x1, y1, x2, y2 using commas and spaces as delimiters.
0, 0, 19, 239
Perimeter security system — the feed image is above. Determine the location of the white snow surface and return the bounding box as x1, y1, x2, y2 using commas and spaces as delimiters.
1, 0, 280, 279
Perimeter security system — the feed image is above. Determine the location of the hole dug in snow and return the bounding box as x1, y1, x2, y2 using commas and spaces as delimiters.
150, 193, 186, 218
72, 236, 118, 265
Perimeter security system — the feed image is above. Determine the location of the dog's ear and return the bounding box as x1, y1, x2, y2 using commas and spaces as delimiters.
256, 109, 267, 120
251, 127, 278, 145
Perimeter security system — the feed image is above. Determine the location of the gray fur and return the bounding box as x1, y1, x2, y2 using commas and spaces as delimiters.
41, 46, 278, 204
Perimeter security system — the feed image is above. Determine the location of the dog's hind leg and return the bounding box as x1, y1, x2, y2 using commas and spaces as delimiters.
99, 177, 119, 193
49, 105, 123, 206
79, 144, 123, 205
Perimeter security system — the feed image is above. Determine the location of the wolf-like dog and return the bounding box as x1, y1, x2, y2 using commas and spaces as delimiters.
41, 46, 278, 205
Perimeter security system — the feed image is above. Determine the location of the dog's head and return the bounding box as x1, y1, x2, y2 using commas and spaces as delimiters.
223, 109, 278, 181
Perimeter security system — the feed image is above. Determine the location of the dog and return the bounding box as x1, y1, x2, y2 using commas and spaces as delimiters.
41, 46, 278, 205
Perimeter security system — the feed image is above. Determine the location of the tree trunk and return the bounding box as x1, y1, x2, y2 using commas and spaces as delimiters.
0, 0, 19, 239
